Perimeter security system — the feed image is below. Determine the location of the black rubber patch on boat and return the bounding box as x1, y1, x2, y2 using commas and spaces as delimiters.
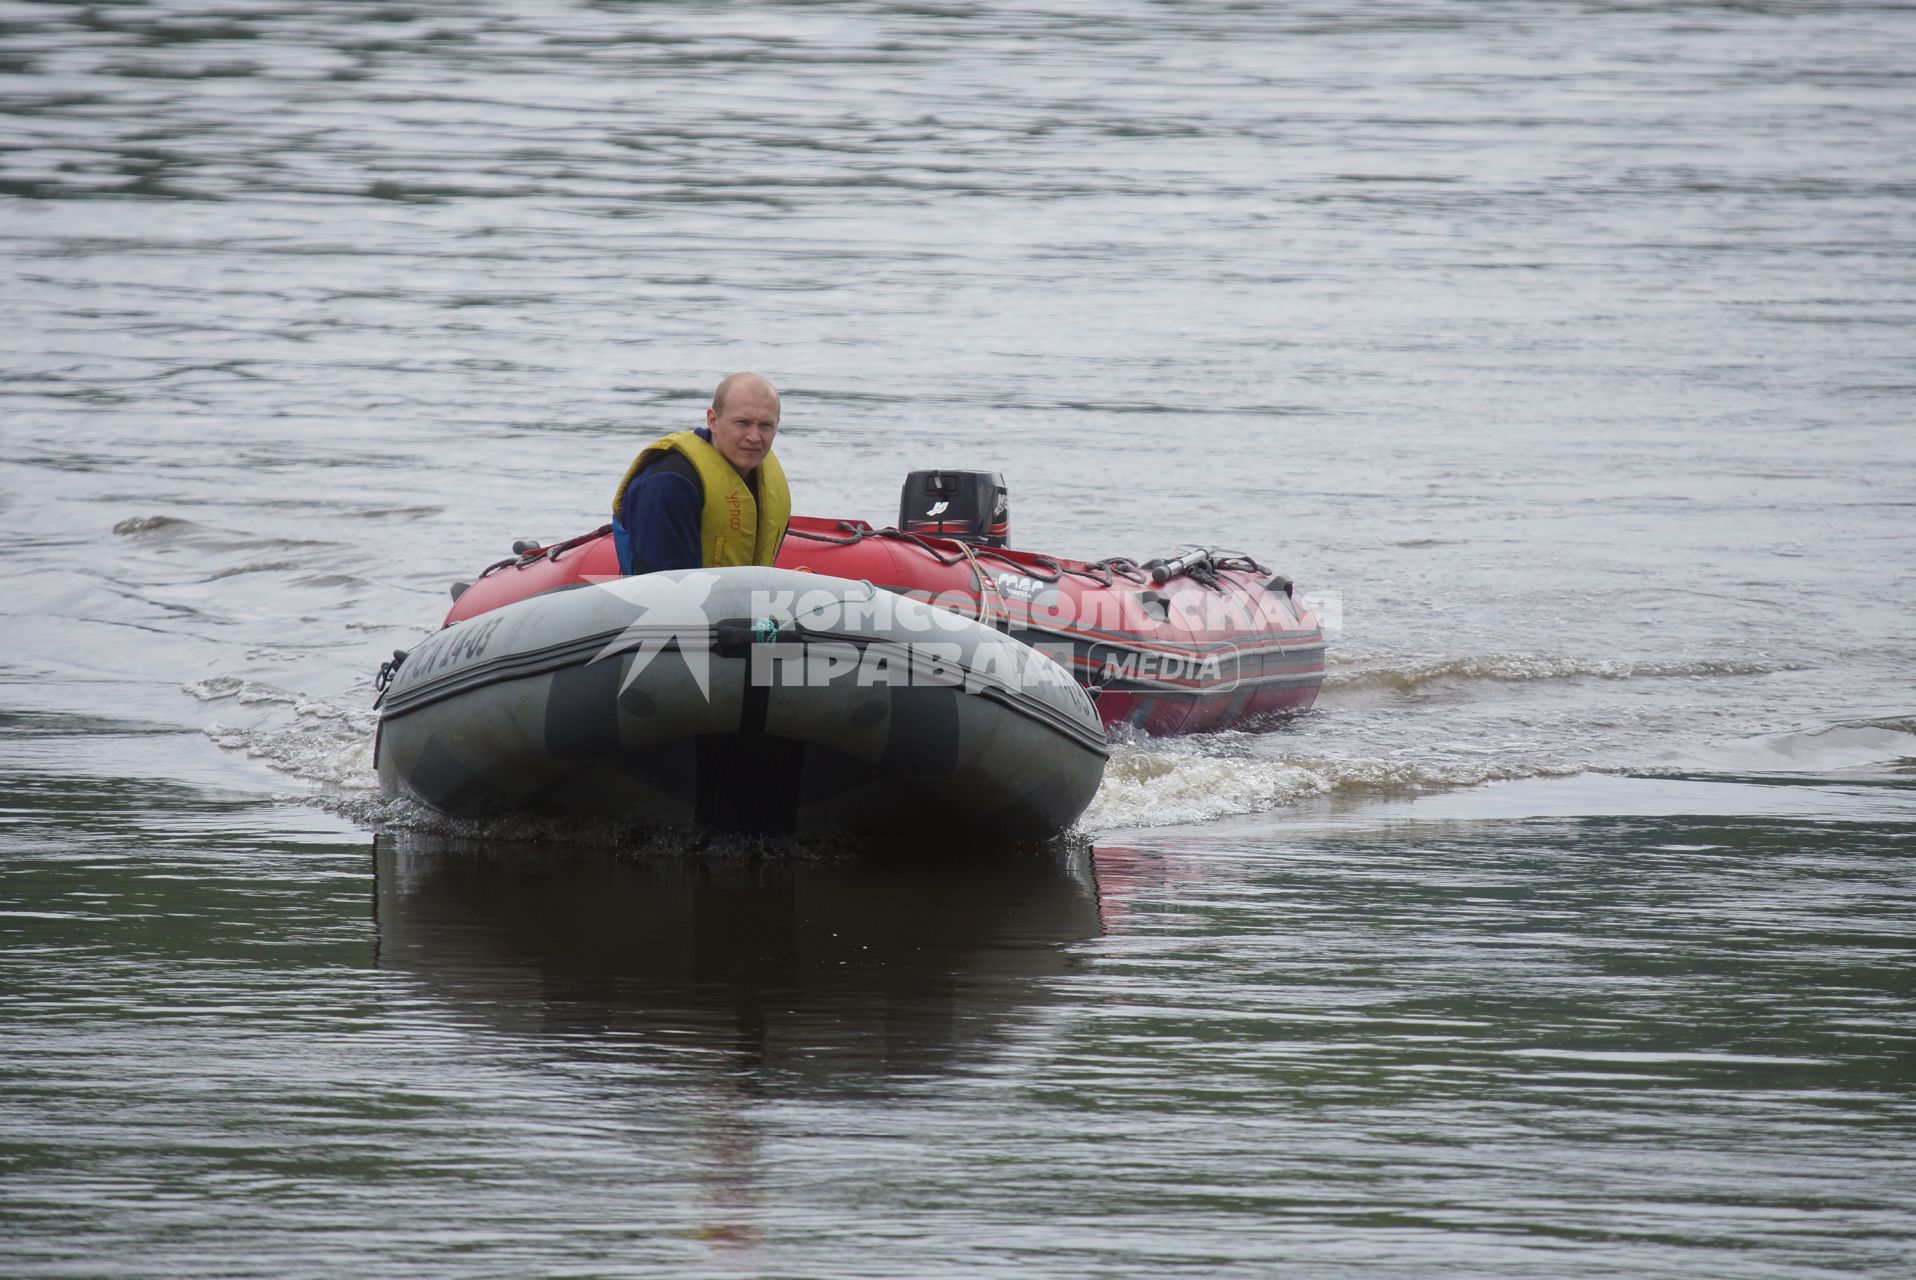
695, 676, 803, 834
545, 658, 623, 759
880, 687, 960, 777
408, 735, 480, 811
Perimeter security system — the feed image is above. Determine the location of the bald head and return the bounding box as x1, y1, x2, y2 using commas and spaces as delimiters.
706, 372, 780, 474
711, 372, 779, 418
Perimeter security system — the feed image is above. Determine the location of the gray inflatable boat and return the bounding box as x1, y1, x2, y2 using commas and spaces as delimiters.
375, 567, 1108, 839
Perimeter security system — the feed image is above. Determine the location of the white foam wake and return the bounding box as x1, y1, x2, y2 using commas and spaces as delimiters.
1079, 738, 1582, 834
189, 676, 380, 790
1326, 652, 1795, 695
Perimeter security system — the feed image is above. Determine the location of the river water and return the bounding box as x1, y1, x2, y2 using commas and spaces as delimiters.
3, 1, 1913, 1275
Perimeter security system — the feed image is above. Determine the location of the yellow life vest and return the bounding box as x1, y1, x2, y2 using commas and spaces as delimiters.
612, 430, 790, 568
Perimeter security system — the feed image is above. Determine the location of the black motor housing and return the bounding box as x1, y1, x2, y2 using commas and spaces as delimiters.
898, 470, 1009, 546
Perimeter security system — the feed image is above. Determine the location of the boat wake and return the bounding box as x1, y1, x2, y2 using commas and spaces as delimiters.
113, 514, 340, 556
193, 676, 1565, 840
1633, 715, 1916, 781
187, 662, 1916, 842
1325, 652, 1797, 696
1080, 737, 1583, 833
187, 676, 379, 790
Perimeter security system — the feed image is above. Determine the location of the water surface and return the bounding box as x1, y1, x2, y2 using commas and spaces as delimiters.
2, 1, 1913, 1274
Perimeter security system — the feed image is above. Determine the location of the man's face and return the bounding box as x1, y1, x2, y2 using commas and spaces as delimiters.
707, 383, 780, 473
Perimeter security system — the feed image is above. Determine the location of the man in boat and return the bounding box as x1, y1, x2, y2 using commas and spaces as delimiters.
611, 371, 791, 574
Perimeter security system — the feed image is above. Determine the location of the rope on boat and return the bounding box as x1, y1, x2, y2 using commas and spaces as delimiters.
473, 521, 1271, 599
781, 522, 1274, 597
784, 521, 1067, 585
955, 538, 1008, 631
476, 523, 616, 580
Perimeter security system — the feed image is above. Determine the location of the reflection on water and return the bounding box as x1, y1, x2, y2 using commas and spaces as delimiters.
371, 834, 1108, 1260
373, 833, 1102, 1089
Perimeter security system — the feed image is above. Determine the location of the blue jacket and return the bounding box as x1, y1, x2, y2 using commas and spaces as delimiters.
613, 427, 762, 574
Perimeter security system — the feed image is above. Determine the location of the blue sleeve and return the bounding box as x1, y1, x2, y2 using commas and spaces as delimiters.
620, 467, 704, 573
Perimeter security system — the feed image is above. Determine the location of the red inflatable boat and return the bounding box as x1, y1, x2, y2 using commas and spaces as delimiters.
444, 472, 1325, 736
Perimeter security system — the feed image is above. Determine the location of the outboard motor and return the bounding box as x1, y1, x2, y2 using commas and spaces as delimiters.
898, 470, 1009, 547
